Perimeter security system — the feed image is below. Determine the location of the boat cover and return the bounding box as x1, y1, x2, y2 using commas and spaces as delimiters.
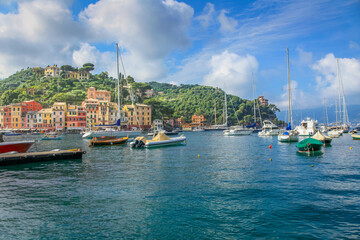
296, 138, 323, 148
151, 132, 171, 142
311, 131, 330, 141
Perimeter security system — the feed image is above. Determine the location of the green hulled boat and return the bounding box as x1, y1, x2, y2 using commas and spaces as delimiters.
296, 138, 323, 152
352, 134, 360, 140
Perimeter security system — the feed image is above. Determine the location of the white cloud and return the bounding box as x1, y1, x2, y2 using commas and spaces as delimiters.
349, 41, 360, 50
218, 9, 238, 33
296, 47, 313, 66
72, 43, 99, 67
203, 51, 258, 98
196, 3, 215, 28
312, 53, 360, 104
79, 0, 193, 81
0, 0, 85, 78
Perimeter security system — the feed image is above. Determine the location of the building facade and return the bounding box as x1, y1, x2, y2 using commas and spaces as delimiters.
44, 65, 60, 77
122, 104, 151, 129
87, 87, 111, 102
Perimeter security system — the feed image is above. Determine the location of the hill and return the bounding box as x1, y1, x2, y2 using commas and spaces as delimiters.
0, 67, 282, 126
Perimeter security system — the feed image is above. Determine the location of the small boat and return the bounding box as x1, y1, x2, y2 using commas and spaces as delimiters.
130, 132, 186, 148
296, 138, 323, 153
258, 120, 281, 136
0, 130, 22, 136
89, 136, 128, 147
82, 131, 93, 139
223, 126, 252, 136
351, 134, 360, 140
311, 131, 332, 144
0, 140, 35, 154
42, 132, 63, 140
193, 127, 205, 132
327, 129, 341, 138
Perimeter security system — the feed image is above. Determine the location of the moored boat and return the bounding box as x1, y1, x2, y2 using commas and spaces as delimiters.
89, 136, 128, 147
311, 131, 332, 144
351, 134, 360, 140
294, 117, 318, 136
42, 132, 63, 140
258, 120, 281, 136
296, 138, 323, 153
223, 126, 252, 136
0, 140, 35, 154
130, 132, 186, 148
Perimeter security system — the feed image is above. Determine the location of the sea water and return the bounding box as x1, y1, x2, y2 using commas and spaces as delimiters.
0, 132, 359, 239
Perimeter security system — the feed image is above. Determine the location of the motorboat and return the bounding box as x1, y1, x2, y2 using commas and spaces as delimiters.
0, 140, 35, 154
258, 120, 281, 136
42, 132, 63, 140
130, 132, 186, 148
327, 129, 341, 138
296, 138, 323, 153
294, 117, 318, 136
223, 126, 252, 136
89, 135, 128, 147
0, 130, 22, 136
192, 127, 205, 132
311, 131, 332, 144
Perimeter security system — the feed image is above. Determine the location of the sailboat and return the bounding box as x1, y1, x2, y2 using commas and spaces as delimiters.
278, 48, 299, 142
204, 92, 228, 131
223, 91, 252, 136
89, 43, 142, 139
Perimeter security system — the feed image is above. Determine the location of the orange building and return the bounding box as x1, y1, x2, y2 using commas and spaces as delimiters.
0, 107, 12, 129
191, 115, 206, 127
87, 87, 111, 102
66, 105, 86, 130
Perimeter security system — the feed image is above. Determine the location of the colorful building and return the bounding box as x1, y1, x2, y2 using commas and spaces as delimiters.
1, 107, 11, 129
44, 65, 60, 77
258, 96, 269, 106
52, 102, 66, 130
25, 111, 37, 129
87, 87, 111, 102
82, 99, 100, 128
66, 105, 86, 130
22, 100, 42, 112
10, 103, 22, 129
191, 115, 206, 127
122, 104, 151, 129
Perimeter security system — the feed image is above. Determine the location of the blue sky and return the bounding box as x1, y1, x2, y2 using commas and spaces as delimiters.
0, 0, 359, 112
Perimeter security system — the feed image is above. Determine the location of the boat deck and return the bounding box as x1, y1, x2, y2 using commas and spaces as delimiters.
0, 149, 85, 166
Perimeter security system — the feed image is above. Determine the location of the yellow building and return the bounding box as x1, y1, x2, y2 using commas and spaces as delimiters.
64, 70, 90, 80
42, 108, 53, 129
122, 103, 151, 128
44, 65, 60, 77
10, 104, 22, 129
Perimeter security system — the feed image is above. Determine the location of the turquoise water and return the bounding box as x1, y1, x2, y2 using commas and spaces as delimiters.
1, 132, 359, 239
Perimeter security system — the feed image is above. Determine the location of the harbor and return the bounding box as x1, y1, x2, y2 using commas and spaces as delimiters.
0, 132, 359, 239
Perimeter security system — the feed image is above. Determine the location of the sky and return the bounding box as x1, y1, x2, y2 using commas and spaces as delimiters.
0, 0, 359, 112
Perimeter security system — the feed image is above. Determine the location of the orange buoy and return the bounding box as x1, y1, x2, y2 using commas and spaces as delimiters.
269, 145, 272, 149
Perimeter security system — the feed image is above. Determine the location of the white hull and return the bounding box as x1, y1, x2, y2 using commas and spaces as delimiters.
224, 129, 252, 136
130, 135, 186, 148
258, 129, 281, 136
278, 131, 299, 142
328, 130, 341, 138
90, 130, 141, 138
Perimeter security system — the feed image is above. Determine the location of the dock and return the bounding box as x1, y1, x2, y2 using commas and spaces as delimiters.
0, 149, 86, 166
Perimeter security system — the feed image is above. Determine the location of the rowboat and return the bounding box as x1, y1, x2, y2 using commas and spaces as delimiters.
89, 136, 128, 147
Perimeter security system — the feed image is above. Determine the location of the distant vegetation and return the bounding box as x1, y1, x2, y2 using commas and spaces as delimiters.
0, 66, 284, 126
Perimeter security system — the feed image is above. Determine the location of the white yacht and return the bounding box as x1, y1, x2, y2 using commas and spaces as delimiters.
223, 126, 252, 136
258, 120, 281, 136
294, 117, 318, 136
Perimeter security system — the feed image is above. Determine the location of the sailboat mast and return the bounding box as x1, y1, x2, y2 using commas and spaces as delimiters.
336, 58, 342, 127
323, 98, 328, 126
252, 73, 256, 124
214, 100, 217, 125
224, 91, 228, 126
287, 48, 293, 128
116, 43, 121, 124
